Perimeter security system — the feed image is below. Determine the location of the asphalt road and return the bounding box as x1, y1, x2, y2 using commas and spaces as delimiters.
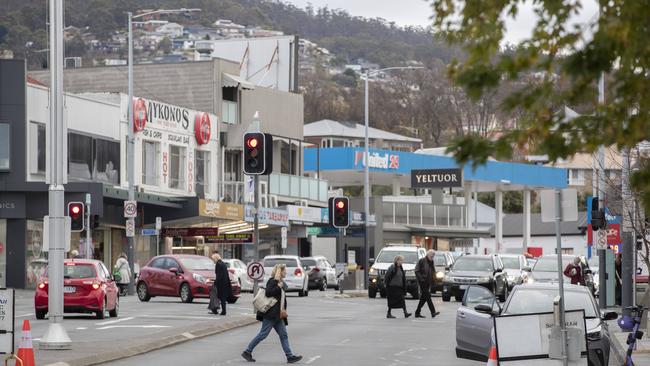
102, 291, 481, 366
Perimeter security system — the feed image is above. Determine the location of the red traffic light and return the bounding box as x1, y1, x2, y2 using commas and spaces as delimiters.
71, 206, 81, 215
247, 137, 259, 149
336, 201, 345, 209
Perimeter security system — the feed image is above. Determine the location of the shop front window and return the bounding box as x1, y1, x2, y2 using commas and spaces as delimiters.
195, 150, 210, 196
169, 145, 186, 189
26, 220, 46, 289
142, 140, 159, 185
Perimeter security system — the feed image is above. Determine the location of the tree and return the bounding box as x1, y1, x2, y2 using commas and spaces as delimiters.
65, 34, 86, 57
158, 37, 172, 55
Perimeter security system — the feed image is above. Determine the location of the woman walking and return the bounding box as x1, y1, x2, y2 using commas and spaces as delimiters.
242, 264, 302, 363
114, 253, 131, 296
384, 255, 412, 319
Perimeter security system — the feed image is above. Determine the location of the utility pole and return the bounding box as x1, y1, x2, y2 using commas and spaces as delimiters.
40, 0, 72, 350
621, 147, 634, 317
554, 190, 568, 366
85, 193, 91, 259
126, 11, 136, 296
363, 70, 370, 290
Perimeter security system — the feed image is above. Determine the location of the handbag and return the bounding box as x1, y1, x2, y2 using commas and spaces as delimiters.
112, 262, 124, 282
253, 287, 278, 313
207, 285, 220, 314
279, 289, 288, 320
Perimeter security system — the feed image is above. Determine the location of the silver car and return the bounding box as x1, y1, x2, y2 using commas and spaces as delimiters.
497, 254, 531, 290
455, 283, 617, 365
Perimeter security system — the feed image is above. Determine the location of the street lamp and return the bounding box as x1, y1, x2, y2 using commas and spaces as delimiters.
126, 8, 200, 295
363, 66, 424, 289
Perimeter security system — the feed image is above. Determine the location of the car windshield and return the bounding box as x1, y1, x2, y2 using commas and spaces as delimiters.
63, 263, 96, 279
504, 288, 597, 318
452, 257, 493, 271
301, 259, 317, 267
180, 257, 215, 271
264, 258, 298, 267
500, 257, 521, 269
434, 255, 447, 267
588, 258, 599, 271
376, 250, 419, 264
534, 256, 573, 272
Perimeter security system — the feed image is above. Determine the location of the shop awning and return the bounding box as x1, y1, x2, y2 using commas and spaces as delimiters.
223, 73, 255, 90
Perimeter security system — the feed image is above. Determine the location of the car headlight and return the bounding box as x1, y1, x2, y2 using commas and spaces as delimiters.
587, 326, 602, 341
436, 271, 444, 279
478, 276, 491, 283
444, 274, 453, 282
193, 273, 207, 284
369, 267, 377, 275
526, 277, 535, 284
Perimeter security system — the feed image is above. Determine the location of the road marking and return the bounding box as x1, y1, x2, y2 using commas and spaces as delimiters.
140, 315, 222, 321
16, 313, 33, 318
76, 327, 88, 330
336, 338, 350, 346
97, 325, 171, 330
304, 355, 321, 364
182, 332, 196, 339
96, 316, 135, 326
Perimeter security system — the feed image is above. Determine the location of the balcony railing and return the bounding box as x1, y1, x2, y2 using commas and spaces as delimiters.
382, 201, 467, 227
267, 173, 328, 202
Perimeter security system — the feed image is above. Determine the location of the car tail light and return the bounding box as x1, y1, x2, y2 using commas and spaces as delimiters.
228, 268, 236, 274
92, 283, 100, 290
38, 282, 47, 289
312, 267, 320, 272
295, 268, 303, 277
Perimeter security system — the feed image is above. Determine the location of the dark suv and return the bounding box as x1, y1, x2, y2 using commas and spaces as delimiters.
442, 254, 508, 302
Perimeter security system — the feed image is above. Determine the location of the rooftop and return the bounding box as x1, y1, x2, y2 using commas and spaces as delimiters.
304, 119, 421, 143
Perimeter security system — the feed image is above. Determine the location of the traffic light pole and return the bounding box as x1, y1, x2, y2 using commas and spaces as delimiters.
127, 11, 136, 296
253, 174, 260, 296
86, 193, 91, 259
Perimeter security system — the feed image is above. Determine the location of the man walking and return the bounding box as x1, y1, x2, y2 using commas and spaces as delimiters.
414, 250, 440, 318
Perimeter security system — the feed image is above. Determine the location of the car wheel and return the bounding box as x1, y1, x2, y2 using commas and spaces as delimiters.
454, 295, 463, 302
109, 296, 119, 318
320, 279, 327, 291
180, 283, 193, 303
298, 290, 306, 297
35, 310, 46, 320
499, 283, 508, 302
380, 290, 387, 298
96, 298, 107, 319
369, 287, 377, 298
442, 293, 451, 302
137, 282, 151, 302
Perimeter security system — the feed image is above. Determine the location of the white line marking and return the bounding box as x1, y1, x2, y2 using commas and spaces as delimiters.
76, 327, 88, 330
182, 332, 196, 339
304, 356, 321, 364
336, 338, 350, 346
140, 315, 222, 321
96, 316, 135, 326
97, 325, 171, 330
16, 313, 33, 318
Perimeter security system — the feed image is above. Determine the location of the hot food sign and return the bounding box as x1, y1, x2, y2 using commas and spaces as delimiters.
127, 96, 216, 144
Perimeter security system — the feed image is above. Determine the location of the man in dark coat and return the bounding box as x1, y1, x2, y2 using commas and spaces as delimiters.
415, 249, 440, 318
214, 254, 233, 315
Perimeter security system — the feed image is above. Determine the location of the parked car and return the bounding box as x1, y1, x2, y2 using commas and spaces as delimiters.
301, 256, 339, 291
527, 255, 594, 288
368, 245, 426, 299
35, 259, 119, 320
136, 255, 241, 303
442, 254, 508, 302
432, 252, 455, 293
224, 259, 254, 292
262, 255, 309, 296
455, 283, 617, 365
497, 254, 531, 290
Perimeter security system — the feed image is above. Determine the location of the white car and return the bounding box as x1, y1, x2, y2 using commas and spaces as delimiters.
368, 245, 427, 299
224, 259, 254, 292
262, 255, 309, 297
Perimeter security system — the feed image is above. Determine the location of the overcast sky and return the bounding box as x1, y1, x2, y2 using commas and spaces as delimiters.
285, 0, 599, 44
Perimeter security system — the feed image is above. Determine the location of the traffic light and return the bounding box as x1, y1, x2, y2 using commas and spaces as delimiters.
329, 196, 349, 228
243, 132, 273, 175
68, 202, 85, 232
590, 198, 607, 230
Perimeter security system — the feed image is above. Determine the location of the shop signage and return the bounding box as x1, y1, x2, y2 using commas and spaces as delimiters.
354, 151, 399, 170
133, 98, 147, 132
0, 288, 15, 354
307, 226, 340, 236
411, 168, 463, 188
245, 206, 289, 227
204, 233, 253, 244
199, 199, 244, 220
287, 205, 322, 223
194, 112, 211, 145
0, 193, 25, 219
161, 227, 220, 237
141, 229, 158, 236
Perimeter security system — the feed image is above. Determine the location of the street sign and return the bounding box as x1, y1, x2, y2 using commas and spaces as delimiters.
0, 288, 15, 354
281, 227, 287, 249
596, 230, 608, 250
335, 263, 347, 279
540, 189, 578, 223
43, 216, 71, 252
124, 200, 137, 218
126, 219, 135, 237
141, 229, 158, 236
247, 261, 265, 281
155, 217, 162, 231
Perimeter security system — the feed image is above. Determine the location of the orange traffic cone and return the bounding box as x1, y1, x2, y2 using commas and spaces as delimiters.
486, 345, 498, 366
17, 320, 35, 366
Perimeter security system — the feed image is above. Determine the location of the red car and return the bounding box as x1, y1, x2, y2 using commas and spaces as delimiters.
136, 255, 241, 304
34, 259, 119, 320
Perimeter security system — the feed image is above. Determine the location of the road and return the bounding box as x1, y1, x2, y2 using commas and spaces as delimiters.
102, 291, 480, 366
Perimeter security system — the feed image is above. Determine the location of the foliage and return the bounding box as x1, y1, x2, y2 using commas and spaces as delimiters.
158, 37, 172, 55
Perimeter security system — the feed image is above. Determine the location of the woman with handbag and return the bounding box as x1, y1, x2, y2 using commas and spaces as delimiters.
242, 264, 302, 364
114, 253, 131, 297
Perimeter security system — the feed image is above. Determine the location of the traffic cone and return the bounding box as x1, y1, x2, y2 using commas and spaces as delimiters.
486, 345, 497, 366
17, 320, 35, 366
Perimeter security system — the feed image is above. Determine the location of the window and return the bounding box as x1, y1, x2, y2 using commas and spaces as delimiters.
568, 169, 585, 186
142, 141, 159, 185
169, 145, 186, 189
280, 141, 298, 175
224, 150, 242, 182
30, 122, 46, 174
195, 150, 210, 195
149, 257, 166, 269
93, 139, 120, 184
68, 133, 93, 179
0, 123, 8, 170
222, 87, 238, 124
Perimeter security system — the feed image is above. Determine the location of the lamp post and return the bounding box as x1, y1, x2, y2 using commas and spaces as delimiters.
126, 8, 200, 295
363, 66, 424, 289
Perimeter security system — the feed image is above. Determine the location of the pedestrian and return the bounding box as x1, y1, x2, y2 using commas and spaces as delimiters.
69, 249, 82, 259
208, 251, 221, 314
242, 264, 302, 364
114, 253, 131, 296
384, 255, 412, 319
563, 257, 584, 285
213, 253, 232, 315
414, 250, 440, 318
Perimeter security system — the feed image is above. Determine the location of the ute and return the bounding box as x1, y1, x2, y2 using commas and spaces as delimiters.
368, 245, 426, 299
